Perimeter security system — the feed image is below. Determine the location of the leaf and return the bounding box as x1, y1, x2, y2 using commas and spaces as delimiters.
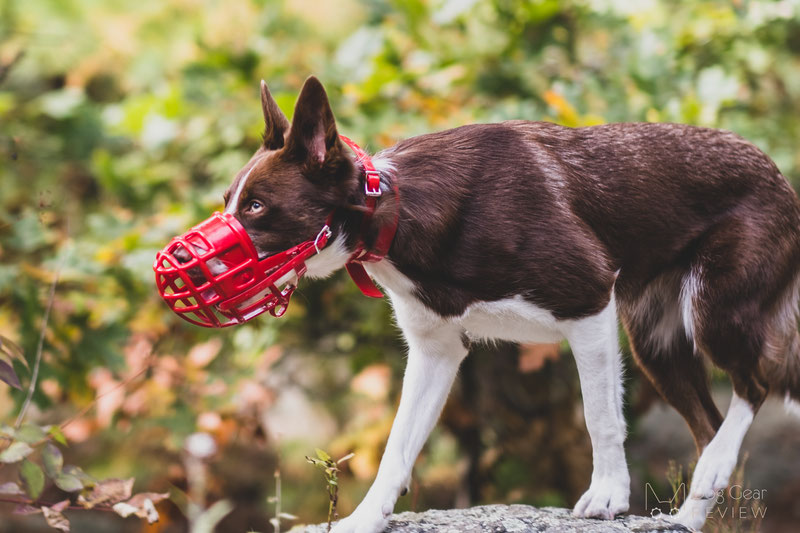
54, 473, 83, 492
63, 465, 95, 488
20, 459, 45, 500
0, 335, 28, 369
315, 448, 331, 462
48, 426, 68, 446
125, 491, 170, 507
0, 441, 34, 463
42, 506, 70, 532
42, 443, 64, 478
112, 502, 138, 518
0, 358, 21, 389
14, 504, 42, 515
336, 452, 355, 464
51, 499, 70, 512
191, 499, 233, 533
16, 424, 48, 444
142, 498, 159, 524
0, 481, 24, 495
78, 477, 134, 508
113, 498, 160, 524
0, 335, 27, 388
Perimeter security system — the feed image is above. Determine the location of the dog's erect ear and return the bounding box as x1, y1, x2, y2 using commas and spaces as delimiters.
284, 76, 339, 164
261, 80, 289, 150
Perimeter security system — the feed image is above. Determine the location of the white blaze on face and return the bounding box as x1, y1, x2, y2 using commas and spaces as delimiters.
225, 164, 256, 215
226, 154, 267, 215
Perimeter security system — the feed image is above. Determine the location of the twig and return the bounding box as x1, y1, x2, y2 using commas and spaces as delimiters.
15, 250, 68, 428
59, 350, 155, 432
0, 496, 116, 513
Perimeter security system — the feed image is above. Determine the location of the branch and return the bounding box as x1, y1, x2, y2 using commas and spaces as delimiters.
15, 249, 68, 428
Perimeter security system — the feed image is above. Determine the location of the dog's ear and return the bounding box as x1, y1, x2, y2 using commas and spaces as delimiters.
284, 76, 339, 165
261, 80, 290, 150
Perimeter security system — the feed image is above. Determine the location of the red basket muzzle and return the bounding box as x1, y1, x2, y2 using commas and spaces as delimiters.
153, 212, 331, 327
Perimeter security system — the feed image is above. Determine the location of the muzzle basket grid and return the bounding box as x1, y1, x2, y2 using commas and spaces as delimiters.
154, 212, 328, 327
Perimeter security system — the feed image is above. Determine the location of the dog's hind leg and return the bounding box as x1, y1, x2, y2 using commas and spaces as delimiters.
672, 222, 777, 530
619, 273, 724, 453
566, 293, 631, 519
331, 296, 468, 533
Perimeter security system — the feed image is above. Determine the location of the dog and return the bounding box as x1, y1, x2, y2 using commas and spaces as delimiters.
222, 76, 800, 532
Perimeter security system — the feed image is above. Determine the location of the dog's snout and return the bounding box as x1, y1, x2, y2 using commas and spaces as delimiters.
173, 247, 192, 264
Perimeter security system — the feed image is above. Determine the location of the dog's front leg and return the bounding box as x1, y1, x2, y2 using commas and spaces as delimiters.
332, 316, 467, 533
566, 297, 630, 519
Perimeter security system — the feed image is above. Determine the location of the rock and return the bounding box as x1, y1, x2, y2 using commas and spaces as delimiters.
294, 504, 690, 532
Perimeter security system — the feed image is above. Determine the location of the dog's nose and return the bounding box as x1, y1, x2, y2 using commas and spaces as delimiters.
173, 247, 192, 264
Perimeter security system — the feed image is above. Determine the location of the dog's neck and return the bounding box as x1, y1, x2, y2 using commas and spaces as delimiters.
305, 150, 400, 280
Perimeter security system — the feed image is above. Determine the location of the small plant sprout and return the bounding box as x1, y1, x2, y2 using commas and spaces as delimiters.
268, 467, 297, 533
305, 449, 354, 532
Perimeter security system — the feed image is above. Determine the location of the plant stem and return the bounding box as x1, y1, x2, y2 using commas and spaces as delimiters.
15, 250, 67, 429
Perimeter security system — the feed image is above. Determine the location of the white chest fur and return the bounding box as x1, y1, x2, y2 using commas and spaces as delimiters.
366, 261, 565, 344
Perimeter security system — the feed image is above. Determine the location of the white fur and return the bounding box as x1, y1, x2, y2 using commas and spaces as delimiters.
332, 262, 631, 532
305, 234, 351, 280
785, 394, 800, 418
680, 268, 701, 347
225, 154, 267, 215
563, 294, 630, 519
459, 296, 565, 344
623, 272, 686, 355
673, 393, 754, 530
332, 287, 467, 533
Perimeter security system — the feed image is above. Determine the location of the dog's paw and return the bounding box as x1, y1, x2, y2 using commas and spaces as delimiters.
688, 452, 735, 500
670, 498, 711, 532
573, 475, 630, 520
330, 502, 391, 533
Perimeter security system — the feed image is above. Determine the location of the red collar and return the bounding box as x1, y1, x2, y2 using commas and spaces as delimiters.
339, 135, 399, 298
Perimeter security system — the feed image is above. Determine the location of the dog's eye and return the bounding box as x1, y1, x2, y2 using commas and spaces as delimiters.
246, 200, 265, 214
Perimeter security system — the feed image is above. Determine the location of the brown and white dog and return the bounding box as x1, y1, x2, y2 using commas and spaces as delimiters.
224, 76, 800, 532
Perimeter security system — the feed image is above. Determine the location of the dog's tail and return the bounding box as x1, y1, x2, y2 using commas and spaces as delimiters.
759, 275, 800, 417
783, 329, 800, 417
777, 277, 800, 417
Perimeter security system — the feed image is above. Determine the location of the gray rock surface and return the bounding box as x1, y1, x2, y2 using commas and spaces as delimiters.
295, 505, 690, 532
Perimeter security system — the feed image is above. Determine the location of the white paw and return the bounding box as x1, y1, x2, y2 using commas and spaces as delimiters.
330, 502, 392, 533
573, 475, 630, 520
688, 453, 735, 500
670, 498, 710, 532
669, 454, 735, 532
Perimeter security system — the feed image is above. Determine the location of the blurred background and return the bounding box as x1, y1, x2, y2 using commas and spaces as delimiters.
2, 0, 800, 531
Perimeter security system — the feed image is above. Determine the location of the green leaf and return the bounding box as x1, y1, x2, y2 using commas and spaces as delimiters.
63, 465, 96, 488
54, 473, 84, 493
48, 426, 68, 446
42, 443, 64, 478
20, 459, 45, 500
315, 448, 331, 462
15, 424, 47, 444
0, 442, 34, 463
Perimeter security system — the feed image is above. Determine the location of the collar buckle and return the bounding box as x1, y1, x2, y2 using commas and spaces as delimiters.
364, 170, 382, 197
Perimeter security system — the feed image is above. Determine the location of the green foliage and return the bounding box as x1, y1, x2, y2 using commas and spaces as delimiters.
306, 449, 354, 532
